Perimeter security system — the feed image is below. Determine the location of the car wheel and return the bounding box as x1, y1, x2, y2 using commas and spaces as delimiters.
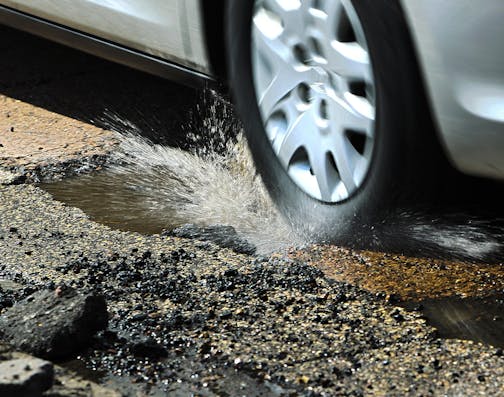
226, 0, 449, 248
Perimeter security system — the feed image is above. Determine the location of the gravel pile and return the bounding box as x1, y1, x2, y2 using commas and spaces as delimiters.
1, 184, 503, 396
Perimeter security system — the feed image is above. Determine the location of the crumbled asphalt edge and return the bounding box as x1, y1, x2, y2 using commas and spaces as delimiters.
0, 153, 113, 185
165, 224, 257, 255
0, 287, 108, 360
1, 185, 503, 396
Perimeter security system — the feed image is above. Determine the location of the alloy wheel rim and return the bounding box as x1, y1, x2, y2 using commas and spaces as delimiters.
251, 0, 376, 203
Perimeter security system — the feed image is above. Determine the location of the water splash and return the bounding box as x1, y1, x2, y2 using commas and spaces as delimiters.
62, 90, 304, 255
111, 133, 302, 253
408, 216, 503, 262
41, 89, 503, 260
368, 211, 504, 262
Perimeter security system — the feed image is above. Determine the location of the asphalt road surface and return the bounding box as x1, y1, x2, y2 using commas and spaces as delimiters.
1, 25, 504, 397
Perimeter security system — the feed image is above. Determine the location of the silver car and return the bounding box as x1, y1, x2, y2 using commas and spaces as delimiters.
1, 0, 503, 244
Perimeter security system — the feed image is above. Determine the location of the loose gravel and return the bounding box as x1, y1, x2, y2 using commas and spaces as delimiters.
1, 184, 503, 396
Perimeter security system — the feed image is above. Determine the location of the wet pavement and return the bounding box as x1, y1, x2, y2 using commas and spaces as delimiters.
402, 294, 504, 349
40, 172, 180, 235
291, 245, 504, 348
1, 25, 504, 396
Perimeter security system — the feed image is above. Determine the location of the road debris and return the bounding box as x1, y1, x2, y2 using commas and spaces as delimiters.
0, 286, 108, 360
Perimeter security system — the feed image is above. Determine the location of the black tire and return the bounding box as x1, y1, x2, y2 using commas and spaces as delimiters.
226, 0, 450, 249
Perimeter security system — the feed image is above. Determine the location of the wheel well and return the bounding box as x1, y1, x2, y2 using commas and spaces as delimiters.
200, 0, 227, 80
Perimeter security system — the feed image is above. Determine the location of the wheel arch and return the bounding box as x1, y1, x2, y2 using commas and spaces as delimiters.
200, 0, 227, 80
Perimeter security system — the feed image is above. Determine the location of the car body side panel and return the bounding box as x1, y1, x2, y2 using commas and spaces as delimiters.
0, 0, 210, 73
401, 0, 504, 180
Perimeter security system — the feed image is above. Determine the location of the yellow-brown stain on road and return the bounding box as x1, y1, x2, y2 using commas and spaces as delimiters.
291, 244, 504, 301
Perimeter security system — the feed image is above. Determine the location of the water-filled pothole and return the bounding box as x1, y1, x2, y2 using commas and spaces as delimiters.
38, 88, 303, 254
40, 130, 301, 255
41, 171, 181, 235
402, 294, 504, 348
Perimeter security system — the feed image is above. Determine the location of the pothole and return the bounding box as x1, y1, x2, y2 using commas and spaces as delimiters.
39, 91, 304, 255
401, 294, 504, 349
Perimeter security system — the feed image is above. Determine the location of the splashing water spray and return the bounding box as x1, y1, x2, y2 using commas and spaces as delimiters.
43, 89, 503, 260
92, 90, 306, 255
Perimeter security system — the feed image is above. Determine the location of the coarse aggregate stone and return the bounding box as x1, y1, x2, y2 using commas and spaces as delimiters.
0, 287, 108, 360
0, 168, 19, 185
0, 356, 54, 396
0, 344, 120, 397
1, 184, 503, 396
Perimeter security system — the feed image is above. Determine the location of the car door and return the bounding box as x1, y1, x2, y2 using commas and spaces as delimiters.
0, 0, 209, 73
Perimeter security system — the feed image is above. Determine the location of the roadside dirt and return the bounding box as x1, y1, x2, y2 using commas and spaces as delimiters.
0, 94, 117, 182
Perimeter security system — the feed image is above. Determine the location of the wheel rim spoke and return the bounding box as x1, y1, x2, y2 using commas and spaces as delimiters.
260, 69, 312, 119
332, 135, 359, 192
262, 0, 311, 37
253, 12, 315, 118
252, 18, 291, 75
261, 0, 301, 22
326, 93, 374, 137
275, 110, 314, 167
328, 42, 371, 81
309, 147, 339, 202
